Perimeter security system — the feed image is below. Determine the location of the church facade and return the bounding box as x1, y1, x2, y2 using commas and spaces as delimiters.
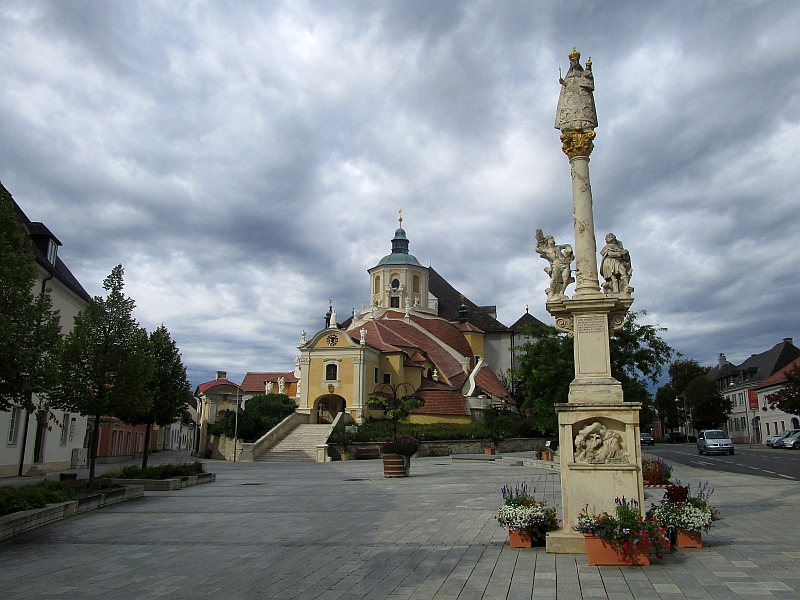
294, 218, 540, 425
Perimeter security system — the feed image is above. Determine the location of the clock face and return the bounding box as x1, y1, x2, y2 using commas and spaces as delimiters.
326, 334, 338, 347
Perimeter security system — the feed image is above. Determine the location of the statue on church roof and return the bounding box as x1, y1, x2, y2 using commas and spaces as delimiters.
555, 47, 597, 133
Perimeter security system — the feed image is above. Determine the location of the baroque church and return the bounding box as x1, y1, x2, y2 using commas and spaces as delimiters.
291, 216, 542, 425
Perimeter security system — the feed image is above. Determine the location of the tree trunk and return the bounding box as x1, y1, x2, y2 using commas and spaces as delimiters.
141, 423, 152, 469
89, 414, 101, 486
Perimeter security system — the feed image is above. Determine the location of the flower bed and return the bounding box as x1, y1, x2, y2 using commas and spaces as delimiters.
647, 482, 719, 541
496, 482, 560, 545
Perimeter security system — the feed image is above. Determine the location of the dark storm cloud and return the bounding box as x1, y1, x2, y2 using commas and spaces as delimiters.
2, 0, 800, 388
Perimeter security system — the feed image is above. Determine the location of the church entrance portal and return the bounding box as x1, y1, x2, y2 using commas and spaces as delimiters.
313, 395, 346, 424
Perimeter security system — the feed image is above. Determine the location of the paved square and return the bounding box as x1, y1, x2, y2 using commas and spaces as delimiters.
1, 456, 799, 599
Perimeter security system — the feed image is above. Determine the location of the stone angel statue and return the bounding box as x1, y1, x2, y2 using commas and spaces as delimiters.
535, 229, 575, 300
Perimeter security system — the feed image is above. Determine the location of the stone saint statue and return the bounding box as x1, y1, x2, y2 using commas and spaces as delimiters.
574, 422, 628, 464
535, 229, 575, 300
555, 47, 597, 132
277, 376, 285, 394
600, 233, 633, 296
265, 381, 273, 394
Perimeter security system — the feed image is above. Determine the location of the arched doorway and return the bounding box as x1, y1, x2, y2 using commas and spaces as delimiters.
312, 394, 346, 424
792, 417, 799, 430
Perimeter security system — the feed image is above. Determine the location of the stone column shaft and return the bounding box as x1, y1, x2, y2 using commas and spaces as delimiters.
570, 156, 601, 297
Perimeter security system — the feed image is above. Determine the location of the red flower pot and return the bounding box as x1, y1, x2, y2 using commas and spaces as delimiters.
676, 529, 702, 548
584, 535, 650, 566
382, 454, 410, 477
508, 529, 532, 548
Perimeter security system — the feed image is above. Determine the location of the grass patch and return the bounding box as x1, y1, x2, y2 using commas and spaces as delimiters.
0, 481, 75, 517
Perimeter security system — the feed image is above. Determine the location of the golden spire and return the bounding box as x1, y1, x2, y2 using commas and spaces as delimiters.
569, 47, 580, 61
398, 207, 403, 227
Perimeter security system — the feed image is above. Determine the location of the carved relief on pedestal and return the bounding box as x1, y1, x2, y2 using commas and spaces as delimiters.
573, 421, 629, 464
554, 316, 574, 337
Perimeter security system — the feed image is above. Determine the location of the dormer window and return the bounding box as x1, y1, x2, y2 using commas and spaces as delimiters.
47, 239, 58, 265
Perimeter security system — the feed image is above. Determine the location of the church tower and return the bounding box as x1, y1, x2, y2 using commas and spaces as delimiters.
367, 210, 433, 313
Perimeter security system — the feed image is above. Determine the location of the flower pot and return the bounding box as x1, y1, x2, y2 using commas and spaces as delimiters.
676, 529, 702, 548
584, 535, 650, 566
485, 447, 497, 455
508, 528, 532, 548
383, 454, 410, 477
340, 452, 350, 461
541, 451, 553, 461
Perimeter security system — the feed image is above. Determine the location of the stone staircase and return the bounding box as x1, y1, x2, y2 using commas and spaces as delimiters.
255, 424, 331, 462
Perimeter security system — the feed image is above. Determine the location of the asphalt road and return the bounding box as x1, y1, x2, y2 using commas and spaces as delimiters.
646, 443, 800, 481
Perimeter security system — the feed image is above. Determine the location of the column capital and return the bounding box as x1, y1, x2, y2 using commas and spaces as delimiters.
560, 129, 596, 159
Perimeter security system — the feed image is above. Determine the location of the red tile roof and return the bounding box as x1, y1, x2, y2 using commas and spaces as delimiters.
453, 322, 485, 334
240, 372, 298, 394
756, 356, 800, 389
414, 390, 470, 416
194, 379, 244, 395
474, 365, 510, 399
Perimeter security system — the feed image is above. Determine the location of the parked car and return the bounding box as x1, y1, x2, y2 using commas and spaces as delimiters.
665, 431, 688, 444
697, 429, 734, 455
766, 429, 799, 448
781, 431, 800, 449
640, 432, 655, 446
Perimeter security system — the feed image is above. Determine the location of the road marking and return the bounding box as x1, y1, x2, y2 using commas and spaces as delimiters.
763, 470, 776, 474
778, 474, 795, 479
693, 461, 713, 465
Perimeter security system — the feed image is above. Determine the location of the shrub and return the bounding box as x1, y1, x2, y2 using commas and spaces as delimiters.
0, 481, 75, 516
354, 416, 545, 443
381, 435, 420, 457
642, 457, 672, 485
118, 460, 205, 480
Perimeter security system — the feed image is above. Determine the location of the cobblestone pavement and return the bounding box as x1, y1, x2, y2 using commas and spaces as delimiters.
1, 455, 799, 599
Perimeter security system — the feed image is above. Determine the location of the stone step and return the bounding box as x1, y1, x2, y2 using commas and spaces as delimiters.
255, 423, 331, 462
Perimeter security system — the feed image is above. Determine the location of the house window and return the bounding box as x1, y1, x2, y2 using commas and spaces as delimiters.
47, 239, 58, 265
383, 373, 391, 385
390, 297, 400, 308
110, 430, 118, 456
68, 417, 76, 442
7, 407, 20, 445
391, 278, 400, 289
781, 420, 785, 431
125, 431, 131, 454
374, 367, 379, 384
60, 413, 70, 445
325, 363, 338, 381
766, 422, 770, 436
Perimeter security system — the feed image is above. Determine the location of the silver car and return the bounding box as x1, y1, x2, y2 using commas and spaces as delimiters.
766, 429, 799, 448
781, 431, 800, 450
697, 429, 734, 455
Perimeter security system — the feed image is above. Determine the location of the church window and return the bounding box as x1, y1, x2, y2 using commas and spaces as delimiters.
374, 276, 381, 294
412, 275, 420, 293
391, 278, 400, 289
390, 297, 400, 308
374, 367, 379, 384
325, 364, 338, 381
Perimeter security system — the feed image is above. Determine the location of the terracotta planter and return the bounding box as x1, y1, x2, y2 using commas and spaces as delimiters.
340, 452, 350, 461
541, 451, 553, 461
584, 534, 650, 566
485, 447, 497, 455
382, 454, 410, 477
676, 529, 702, 548
508, 528, 532, 548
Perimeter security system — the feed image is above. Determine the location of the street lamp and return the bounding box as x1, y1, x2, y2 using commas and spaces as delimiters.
372, 382, 417, 439
233, 386, 241, 462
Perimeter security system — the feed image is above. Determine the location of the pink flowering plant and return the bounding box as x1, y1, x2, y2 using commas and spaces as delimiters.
573, 497, 670, 562
495, 482, 560, 542
380, 434, 420, 457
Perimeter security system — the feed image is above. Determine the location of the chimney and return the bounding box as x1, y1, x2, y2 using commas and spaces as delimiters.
784, 337, 794, 346
216, 371, 227, 381
717, 354, 726, 369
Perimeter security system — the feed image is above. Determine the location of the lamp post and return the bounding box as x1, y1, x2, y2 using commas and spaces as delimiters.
372, 382, 417, 439
233, 386, 240, 462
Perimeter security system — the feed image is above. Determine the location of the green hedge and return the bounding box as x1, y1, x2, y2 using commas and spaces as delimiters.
208, 393, 297, 442
117, 461, 205, 480
353, 416, 548, 443
0, 481, 75, 517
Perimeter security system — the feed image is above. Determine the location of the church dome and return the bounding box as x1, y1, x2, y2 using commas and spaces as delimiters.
375, 222, 422, 266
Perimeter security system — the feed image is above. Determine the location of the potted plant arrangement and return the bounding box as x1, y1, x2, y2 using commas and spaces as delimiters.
380, 434, 420, 477
330, 428, 354, 461
642, 457, 673, 486
647, 482, 719, 548
573, 497, 671, 565
495, 482, 560, 548
483, 405, 504, 455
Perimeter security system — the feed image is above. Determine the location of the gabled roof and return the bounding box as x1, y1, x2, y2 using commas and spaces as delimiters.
708, 340, 800, 386
241, 371, 298, 394
194, 379, 244, 395
2, 181, 90, 303
756, 356, 800, 390
510, 311, 547, 332
428, 267, 511, 333
413, 389, 470, 416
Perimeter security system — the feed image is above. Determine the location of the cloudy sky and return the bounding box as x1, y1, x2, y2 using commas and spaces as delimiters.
2, 1, 799, 389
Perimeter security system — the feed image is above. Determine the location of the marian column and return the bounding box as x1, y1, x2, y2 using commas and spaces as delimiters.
542, 48, 644, 554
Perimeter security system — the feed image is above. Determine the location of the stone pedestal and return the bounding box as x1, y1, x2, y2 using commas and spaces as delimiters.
545, 402, 644, 553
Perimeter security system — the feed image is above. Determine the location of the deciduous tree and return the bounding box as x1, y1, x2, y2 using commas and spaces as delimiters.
54, 265, 153, 482
655, 359, 710, 432
685, 375, 731, 430
766, 366, 800, 418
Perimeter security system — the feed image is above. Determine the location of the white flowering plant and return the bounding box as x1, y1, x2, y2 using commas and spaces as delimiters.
647, 482, 719, 534
495, 483, 560, 541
